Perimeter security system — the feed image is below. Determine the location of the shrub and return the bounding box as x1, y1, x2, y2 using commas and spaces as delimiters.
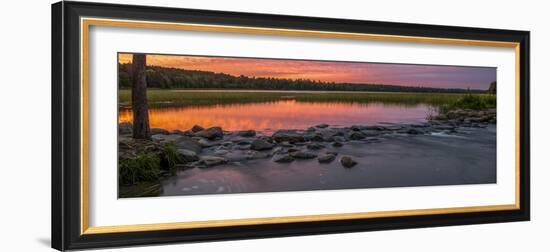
440, 94, 496, 113
160, 144, 181, 174
119, 153, 160, 185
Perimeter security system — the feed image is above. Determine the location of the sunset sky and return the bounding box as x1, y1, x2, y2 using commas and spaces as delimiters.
118, 53, 496, 90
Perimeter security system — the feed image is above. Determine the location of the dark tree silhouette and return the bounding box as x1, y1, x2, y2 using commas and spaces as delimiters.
488, 81, 496, 94
131, 54, 151, 139
118, 63, 487, 93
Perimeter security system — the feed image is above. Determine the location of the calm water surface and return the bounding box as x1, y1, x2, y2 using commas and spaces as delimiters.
119, 100, 433, 133
118, 96, 495, 197
159, 125, 496, 196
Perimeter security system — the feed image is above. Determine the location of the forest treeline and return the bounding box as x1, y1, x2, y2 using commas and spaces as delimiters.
118, 63, 493, 93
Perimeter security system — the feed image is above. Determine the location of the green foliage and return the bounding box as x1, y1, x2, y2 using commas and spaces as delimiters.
119, 153, 160, 185
440, 93, 496, 113
488, 81, 497, 94
118, 63, 486, 93
118, 64, 132, 88
118, 144, 183, 185
160, 144, 180, 174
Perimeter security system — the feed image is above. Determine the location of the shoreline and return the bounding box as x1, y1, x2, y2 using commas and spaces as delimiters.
118, 108, 496, 197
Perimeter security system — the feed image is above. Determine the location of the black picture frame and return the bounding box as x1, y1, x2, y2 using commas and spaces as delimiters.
52, 1, 530, 251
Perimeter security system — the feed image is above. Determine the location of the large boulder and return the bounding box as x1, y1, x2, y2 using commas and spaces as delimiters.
401, 128, 424, 135
247, 151, 271, 160
340, 156, 357, 168
332, 141, 343, 147
361, 130, 382, 137
151, 134, 183, 143
307, 143, 325, 150
199, 156, 227, 167
350, 125, 369, 131
250, 139, 274, 151
150, 128, 170, 135
177, 149, 199, 163
348, 131, 366, 140
318, 153, 336, 163
195, 127, 223, 140
196, 138, 221, 148
309, 133, 325, 142
237, 130, 256, 137
280, 141, 295, 148
175, 138, 202, 153
272, 130, 306, 143
272, 154, 294, 163
315, 123, 329, 128
191, 125, 205, 133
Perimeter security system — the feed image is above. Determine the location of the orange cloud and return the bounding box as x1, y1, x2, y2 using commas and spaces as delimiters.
118, 53, 496, 89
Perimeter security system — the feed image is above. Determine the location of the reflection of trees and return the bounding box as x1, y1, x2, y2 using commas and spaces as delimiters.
119, 91, 462, 110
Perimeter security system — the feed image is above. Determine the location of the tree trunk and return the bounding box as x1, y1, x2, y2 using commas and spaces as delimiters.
131, 53, 151, 139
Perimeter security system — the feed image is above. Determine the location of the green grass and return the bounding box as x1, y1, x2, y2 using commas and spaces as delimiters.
119, 89, 495, 109
439, 93, 496, 113
159, 144, 180, 175
119, 143, 184, 186
119, 152, 161, 185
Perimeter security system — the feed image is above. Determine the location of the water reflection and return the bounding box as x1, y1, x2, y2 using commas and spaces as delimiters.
119, 100, 433, 133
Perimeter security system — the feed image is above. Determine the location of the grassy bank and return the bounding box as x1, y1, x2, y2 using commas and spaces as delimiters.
119, 89, 496, 109
439, 93, 496, 113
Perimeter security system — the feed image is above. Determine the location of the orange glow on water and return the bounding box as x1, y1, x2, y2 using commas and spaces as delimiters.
118, 100, 430, 133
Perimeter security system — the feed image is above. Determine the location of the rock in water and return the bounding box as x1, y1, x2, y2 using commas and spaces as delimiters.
318, 153, 336, 163
307, 143, 325, 150
340, 156, 357, 168
350, 125, 366, 131
348, 131, 366, 140
280, 141, 295, 147
333, 136, 346, 142
272, 130, 306, 143
196, 138, 220, 148
332, 141, 343, 147
250, 139, 274, 150
177, 149, 199, 162
248, 151, 271, 160
401, 128, 423, 135
362, 130, 381, 137
195, 127, 223, 140
151, 134, 183, 143
175, 138, 202, 153
272, 154, 295, 163
310, 134, 324, 142
316, 123, 329, 128
151, 128, 170, 135
191, 125, 204, 133
199, 156, 227, 167
290, 151, 317, 159
214, 149, 229, 156
237, 130, 256, 137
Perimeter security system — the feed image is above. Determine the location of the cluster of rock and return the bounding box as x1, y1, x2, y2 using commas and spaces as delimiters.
118, 108, 495, 171
431, 108, 496, 126
118, 135, 163, 160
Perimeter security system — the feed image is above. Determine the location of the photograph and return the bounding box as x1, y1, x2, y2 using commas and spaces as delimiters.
46, 1, 533, 250
117, 53, 498, 198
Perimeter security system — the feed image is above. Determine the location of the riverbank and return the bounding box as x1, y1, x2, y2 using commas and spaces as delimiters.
118, 89, 495, 108
118, 108, 496, 197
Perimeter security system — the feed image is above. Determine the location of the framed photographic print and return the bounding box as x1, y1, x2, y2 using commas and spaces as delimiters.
52, 1, 530, 250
